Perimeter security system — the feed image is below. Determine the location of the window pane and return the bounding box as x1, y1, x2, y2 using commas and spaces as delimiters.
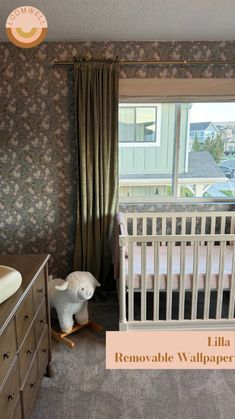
136, 107, 156, 142
119, 103, 174, 200
178, 102, 235, 199
119, 102, 235, 202
119, 107, 135, 142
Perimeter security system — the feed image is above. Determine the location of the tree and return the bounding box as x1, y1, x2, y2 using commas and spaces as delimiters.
192, 134, 202, 152
192, 133, 224, 164
204, 134, 224, 163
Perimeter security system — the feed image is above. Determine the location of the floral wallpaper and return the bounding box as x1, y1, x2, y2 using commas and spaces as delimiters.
0, 41, 235, 278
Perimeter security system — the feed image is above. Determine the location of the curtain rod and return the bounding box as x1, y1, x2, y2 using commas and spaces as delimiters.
53, 59, 235, 66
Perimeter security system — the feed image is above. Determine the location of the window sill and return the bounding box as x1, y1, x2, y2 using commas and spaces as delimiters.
118, 196, 235, 204
119, 142, 160, 148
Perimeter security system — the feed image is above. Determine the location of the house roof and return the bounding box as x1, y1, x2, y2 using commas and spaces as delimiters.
119, 151, 225, 181
190, 122, 217, 131
181, 151, 224, 179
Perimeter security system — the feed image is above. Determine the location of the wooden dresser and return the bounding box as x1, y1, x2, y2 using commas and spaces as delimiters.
0, 254, 52, 419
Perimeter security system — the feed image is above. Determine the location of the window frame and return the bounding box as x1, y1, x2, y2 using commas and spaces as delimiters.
119, 103, 161, 147
119, 99, 235, 204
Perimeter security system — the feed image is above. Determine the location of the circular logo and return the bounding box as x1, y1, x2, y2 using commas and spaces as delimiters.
6, 6, 48, 48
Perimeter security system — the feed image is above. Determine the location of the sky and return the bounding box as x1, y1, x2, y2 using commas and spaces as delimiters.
190, 103, 235, 123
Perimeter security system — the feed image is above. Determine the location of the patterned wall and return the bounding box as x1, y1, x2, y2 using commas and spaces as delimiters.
0, 41, 235, 277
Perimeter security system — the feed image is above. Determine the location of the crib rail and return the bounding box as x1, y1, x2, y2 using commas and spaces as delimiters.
119, 230, 235, 331
122, 234, 235, 243
123, 211, 235, 238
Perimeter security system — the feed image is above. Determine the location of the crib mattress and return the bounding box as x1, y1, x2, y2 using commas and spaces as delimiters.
125, 244, 233, 291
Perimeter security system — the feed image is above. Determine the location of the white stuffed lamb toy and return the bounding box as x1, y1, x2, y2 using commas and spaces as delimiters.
49, 271, 100, 333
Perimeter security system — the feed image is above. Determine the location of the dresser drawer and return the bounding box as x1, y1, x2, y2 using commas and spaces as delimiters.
10, 396, 22, 419
18, 326, 36, 384
0, 358, 20, 419
37, 326, 49, 380
15, 290, 34, 348
0, 318, 17, 386
33, 271, 46, 314
34, 300, 47, 346
22, 356, 39, 419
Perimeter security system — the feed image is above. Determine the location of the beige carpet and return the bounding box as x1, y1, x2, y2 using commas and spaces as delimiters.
32, 295, 235, 419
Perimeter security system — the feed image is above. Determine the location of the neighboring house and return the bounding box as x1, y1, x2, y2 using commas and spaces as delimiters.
215, 122, 235, 155
189, 121, 219, 143
119, 103, 191, 176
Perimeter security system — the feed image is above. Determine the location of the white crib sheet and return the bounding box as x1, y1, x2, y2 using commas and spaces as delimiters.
125, 244, 233, 291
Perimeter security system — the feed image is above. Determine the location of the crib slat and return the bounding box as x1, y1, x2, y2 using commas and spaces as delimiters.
179, 242, 186, 320
171, 216, 176, 236
191, 216, 196, 235
229, 216, 235, 245
141, 242, 147, 321
211, 216, 216, 234
230, 216, 235, 234
201, 216, 206, 234
171, 216, 176, 247
181, 216, 186, 236
162, 216, 166, 246
201, 216, 206, 245
216, 241, 225, 319
211, 216, 216, 245
162, 216, 166, 234
133, 218, 137, 236
221, 216, 226, 234
142, 217, 147, 235
191, 242, 199, 320
152, 217, 156, 236
166, 241, 173, 321
153, 242, 160, 321
204, 241, 212, 320
228, 243, 235, 319
149, 217, 153, 235
128, 242, 134, 322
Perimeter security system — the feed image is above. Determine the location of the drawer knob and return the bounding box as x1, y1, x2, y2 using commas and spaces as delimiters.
8, 394, 14, 401
3, 352, 10, 359
38, 288, 44, 293
24, 314, 30, 320
42, 348, 47, 353
40, 319, 45, 324
30, 382, 36, 388
27, 349, 32, 355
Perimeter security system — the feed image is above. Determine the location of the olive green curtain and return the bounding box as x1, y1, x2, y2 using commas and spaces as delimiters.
73, 61, 119, 287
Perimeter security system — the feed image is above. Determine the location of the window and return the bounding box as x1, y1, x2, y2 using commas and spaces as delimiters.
119, 101, 235, 202
119, 104, 161, 145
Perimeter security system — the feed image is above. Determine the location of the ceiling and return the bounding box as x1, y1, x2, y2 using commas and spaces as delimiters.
0, 0, 235, 42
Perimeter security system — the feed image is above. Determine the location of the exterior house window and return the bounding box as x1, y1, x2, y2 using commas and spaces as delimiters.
119, 102, 235, 202
119, 105, 161, 145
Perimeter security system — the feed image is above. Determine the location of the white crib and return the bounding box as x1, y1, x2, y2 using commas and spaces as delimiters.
117, 211, 235, 331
